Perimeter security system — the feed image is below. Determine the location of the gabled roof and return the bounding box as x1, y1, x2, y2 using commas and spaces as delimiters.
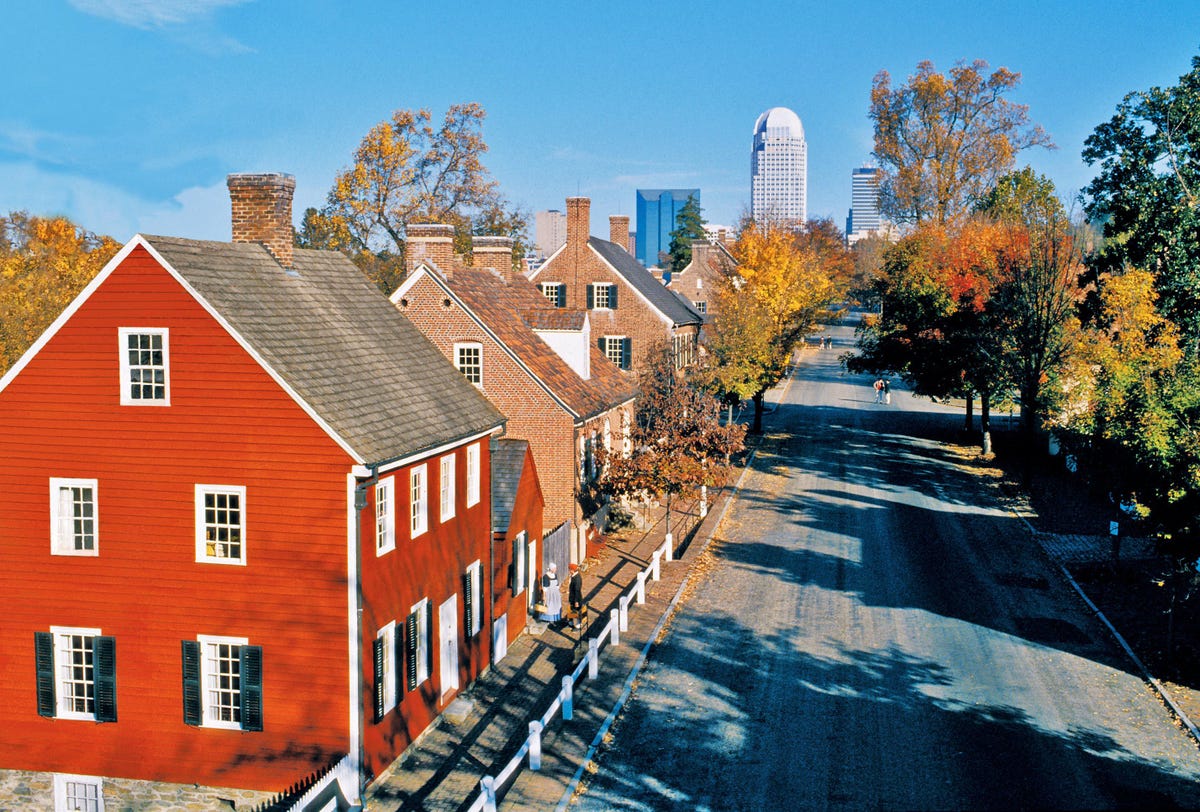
399, 264, 638, 422
141, 235, 504, 466
491, 438, 530, 534
588, 237, 703, 327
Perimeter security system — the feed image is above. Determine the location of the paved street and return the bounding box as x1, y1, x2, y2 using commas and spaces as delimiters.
574, 322, 1200, 810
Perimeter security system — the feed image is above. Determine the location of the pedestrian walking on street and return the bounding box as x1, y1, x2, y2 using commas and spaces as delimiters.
567, 563, 583, 630
873, 378, 884, 403
883, 379, 891, 405
539, 563, 562, 624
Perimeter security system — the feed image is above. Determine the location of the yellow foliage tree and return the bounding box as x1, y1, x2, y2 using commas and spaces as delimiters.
0, 213, 118, 373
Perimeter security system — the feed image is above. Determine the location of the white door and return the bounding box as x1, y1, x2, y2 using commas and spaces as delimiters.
527, 537, 538, 609
439, 595, 459, 695
493, 615, 508, 663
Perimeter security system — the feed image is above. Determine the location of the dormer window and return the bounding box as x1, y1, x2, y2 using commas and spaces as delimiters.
119, 328, 169, 405
587, 283, 617, 310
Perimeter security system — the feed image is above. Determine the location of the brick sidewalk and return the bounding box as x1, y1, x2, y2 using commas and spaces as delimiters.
364, 487, 740, 811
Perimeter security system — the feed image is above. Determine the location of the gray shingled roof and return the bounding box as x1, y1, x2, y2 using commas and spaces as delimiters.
589, 237, 703, 327
490, 438, 529, 534
143, 235, 504, 465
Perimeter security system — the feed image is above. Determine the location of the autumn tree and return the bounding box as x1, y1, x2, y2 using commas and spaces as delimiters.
597, 341, 745, 536
667, 194, 707, 273
0, 213, 119, 372
300, 103, 529, 293
1083, 53, 1200, 352
870, 59, 1054, 226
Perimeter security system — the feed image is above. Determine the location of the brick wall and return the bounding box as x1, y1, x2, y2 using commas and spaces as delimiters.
227, 173, 295, 268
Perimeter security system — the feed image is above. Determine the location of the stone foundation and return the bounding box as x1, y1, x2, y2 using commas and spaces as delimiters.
0, 769, 275, 811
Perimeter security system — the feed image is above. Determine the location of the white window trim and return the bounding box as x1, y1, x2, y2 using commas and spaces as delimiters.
378, 621, 397, 714
375, 477, 395, 556
54, 773, 105, 812
466, 443, 481, 507
198, 634, 249, 730
440, 454, 456, 522
454, 341, 483, 388
592, 282, 614, 309
602, 336, 627, 369
467, 560, 483, 636
49, 477, 99, 557
412, 599, 431, 686
51, 626, 101, 721
118, 327, 170, 406
540, 282, 563, 303
410, 465, 428, 538
513, 530, 527, 595
195, 484, 247, 566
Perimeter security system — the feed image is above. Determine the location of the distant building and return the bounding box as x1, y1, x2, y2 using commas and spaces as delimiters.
751, 107, 807, 224
846, 165, 890, 246
635, 189, 699, 268
534, 209, 567, 259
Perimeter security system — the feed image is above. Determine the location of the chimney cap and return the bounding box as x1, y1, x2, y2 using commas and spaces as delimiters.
407, 223, 456, 239
227, 172, 296, 189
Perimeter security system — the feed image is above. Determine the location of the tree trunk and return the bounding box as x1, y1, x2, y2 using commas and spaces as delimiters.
980, 392, 992, 456
751, 391, 765, 434
964, 392, 975, 432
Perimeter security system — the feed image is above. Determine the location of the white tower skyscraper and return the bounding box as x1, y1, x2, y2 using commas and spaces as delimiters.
751, 107, 807, 224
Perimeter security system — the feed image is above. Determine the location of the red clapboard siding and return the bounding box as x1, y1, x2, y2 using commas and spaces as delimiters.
0, 247, 355, 791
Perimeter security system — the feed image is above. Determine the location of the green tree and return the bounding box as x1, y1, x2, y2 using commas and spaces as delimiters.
870, 59, 1054, 226
667, 194, 706, 273
0, 213, 119, 372
1082, 53, 1200, 352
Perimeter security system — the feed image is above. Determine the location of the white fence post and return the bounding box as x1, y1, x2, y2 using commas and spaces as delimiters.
652, 550, 661, 581
589, 638, 599, 679
619, 594, 629, 632
529, 721, 542, 771
636, 571, 646, 604
562, 675, 574, 721
611, 609, 620, 645
481, 775, 497, 812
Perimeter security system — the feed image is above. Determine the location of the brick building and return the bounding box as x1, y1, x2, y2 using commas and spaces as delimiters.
529, 197, 704, 373
667, 238, 737, 322
392, 229, 637, 562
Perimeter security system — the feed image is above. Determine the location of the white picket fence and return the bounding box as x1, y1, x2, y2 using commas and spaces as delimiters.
465, 535, 675, 811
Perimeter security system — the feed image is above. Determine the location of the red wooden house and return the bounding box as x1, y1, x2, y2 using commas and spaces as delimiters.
0, 174, 510, 809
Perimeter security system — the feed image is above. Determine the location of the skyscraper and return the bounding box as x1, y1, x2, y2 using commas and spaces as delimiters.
847, 165, 886, 245
751, 107, 807, 224
635, 189, 699, 268
534, 209, 568, 258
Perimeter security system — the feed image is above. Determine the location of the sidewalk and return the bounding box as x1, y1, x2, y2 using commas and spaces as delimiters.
364, 479, 745, 811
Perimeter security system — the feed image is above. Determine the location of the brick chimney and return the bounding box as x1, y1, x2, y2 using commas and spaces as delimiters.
471, 236, 515, 281
609, 215, 630, 253
406, 224, 458, 276
227, 173, 295, 269
566, 197, 590, 247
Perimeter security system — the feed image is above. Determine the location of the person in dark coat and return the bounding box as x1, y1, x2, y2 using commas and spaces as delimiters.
568, 563, 584, 630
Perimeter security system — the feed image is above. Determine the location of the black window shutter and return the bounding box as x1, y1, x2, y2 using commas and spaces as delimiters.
621, 338, 632, 370
35, 631, 55, 718
610, 284, 618, 310
586, 284, 595, 309
555, 283, 565, 308
395, 622, 406, 702
181, 640, 201, 726
240, 645, 263, 732
406, 613, 419, 691
372, 637, 385, 723
93, 636, 117, 723
463, 571, 474, 637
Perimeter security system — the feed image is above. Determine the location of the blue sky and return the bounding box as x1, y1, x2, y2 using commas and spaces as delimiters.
4, 1, 1199, 243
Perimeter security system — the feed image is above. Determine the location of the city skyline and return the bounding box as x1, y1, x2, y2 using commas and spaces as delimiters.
3, 2, 1200, 242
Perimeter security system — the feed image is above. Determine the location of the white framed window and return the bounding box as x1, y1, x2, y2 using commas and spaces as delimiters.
440, 454, 456, 522
375, 477, 395, 555
540, 282, 565, 307
454, 342, 482, 387
466, 443, 481, 507
195, 485, 247, 565
511, 530, 527, 597
118, 328, 169, 405
602, 336, 631, 370
694, 300, 707, 314
54, 773, 104, 812
412, 599, 431, 686
52, 626, 101, 721
465, 560, 482, 637
589, 282, 615, 309
198, 634, 250, 730
378, 621, 397, 715
50, 478, 98, 556
410, 465, 428, 538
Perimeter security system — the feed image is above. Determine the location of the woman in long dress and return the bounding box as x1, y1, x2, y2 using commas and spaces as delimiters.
540, 563, 562, 623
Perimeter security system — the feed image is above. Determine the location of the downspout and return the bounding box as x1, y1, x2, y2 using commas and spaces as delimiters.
487, 435, 497, 670
351, 464, 379, 807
